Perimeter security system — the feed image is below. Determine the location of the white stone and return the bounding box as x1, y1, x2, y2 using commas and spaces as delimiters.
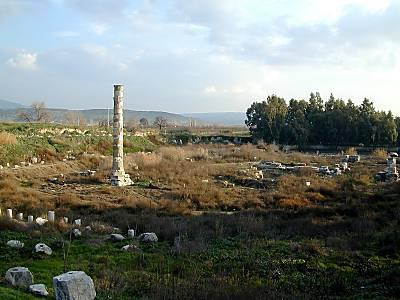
36, 217, 48, 226
28, 215, 34, 223
53, 271, 96, 300
6, 208, 12, 219
34, 243, 52, 255
31, 157, 38, 164
72, 229, 81, 238
122, 244, 142, 252
17, 212, 23, 220
48, 211, 55, 222
5, 267, 33, 289
7, 240, 24, 249
74, 219, 81, 226
63, 217, 69, 224
128, 229, 135, 238
29, 284, 49, 297
138, 232, 158, 243
110, 233, 125, 242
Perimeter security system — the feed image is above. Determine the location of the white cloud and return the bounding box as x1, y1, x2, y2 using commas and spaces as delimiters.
90, 23, 108, 35
204, 86, 217, 94
6, 51, 38, 70
295, 0, 392, 25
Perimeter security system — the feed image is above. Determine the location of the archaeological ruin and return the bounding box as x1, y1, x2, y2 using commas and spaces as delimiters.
110, 84, 133, 186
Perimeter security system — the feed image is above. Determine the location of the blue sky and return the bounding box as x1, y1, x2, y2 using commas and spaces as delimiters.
0, 0, 399, 114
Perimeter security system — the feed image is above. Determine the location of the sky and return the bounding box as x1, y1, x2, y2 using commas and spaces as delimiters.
0, 0, 399, 114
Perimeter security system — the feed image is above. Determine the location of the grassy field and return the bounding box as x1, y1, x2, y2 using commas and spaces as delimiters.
0, 123, 399, 299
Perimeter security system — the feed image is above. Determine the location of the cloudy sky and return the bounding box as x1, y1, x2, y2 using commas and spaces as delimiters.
0, 0, 399, 114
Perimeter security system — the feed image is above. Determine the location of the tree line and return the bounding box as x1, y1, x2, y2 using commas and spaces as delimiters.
246, 93, 399, 146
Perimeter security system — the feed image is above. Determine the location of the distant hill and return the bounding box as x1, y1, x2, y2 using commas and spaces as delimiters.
0, 99, 26, 109
0, 107, 204, 126
183, 112, 246, 126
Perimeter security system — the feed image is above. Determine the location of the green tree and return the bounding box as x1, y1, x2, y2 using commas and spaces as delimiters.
395, 117, 400, 145
283, 99, 310, 145
246, 95, 287, 143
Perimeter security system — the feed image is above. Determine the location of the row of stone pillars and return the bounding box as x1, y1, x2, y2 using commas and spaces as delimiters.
0, 208, 81, 225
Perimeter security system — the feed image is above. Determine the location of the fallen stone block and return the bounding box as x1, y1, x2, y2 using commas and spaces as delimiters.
110, 234, 125, 242
53, 271, 96, 300
7, 240, 24, 249
5, 267, 33, 289
138, 232, 158, 243
34, 243, 52, 255
29, 283, 49, 297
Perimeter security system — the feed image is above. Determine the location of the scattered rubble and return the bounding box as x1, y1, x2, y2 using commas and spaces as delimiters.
376, 152, 399, 182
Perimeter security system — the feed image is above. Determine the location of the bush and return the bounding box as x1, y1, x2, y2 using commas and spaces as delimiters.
0, 132, 17, 145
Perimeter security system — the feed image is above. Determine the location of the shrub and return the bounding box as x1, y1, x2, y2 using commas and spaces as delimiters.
344, 147, 357, 155
371, 148, 388, 159
0, 132, 17, 145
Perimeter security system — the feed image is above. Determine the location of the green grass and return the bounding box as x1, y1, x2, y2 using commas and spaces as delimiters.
0, 228, 399, 299
0, 123, 156, 164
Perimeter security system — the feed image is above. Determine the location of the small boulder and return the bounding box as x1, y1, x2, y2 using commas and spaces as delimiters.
36, 217, 48, 226
29, 284, 49, 297
34, 243, 52, 255
110, 234, 125, 242
121, 244, 142, 253
5, 267, 33, 289
7, 240, 24, 249
138, 232, 158, 243
72, 229, 82, 238
53, 271, 96, 300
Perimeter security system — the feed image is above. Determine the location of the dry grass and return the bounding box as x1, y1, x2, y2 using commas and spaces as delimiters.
277, 198, 313, 209
0, 131, 17, 145
344, 147, 358, 155
371, 148, 388, 159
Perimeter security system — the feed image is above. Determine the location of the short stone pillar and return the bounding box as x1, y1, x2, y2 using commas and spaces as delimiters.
74, 219, 81, 226
28, 215, 34, 223
387, 157, 397, 175
128, 229, 135, 238
6, 209, 12, 219
17, 213, 23, 221
48, 211, 55, 222
63, 217, 69, 224
110, 85, 133, 187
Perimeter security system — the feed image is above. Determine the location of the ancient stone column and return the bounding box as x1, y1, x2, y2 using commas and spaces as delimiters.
110, 84, 133, 186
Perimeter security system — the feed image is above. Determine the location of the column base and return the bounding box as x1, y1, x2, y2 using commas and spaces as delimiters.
110, 172, 133, 187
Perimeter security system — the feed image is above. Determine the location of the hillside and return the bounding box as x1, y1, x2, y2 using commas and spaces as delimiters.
0, 108, 204, 126
184, 112, 246, 126
0, 99, 26, 110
